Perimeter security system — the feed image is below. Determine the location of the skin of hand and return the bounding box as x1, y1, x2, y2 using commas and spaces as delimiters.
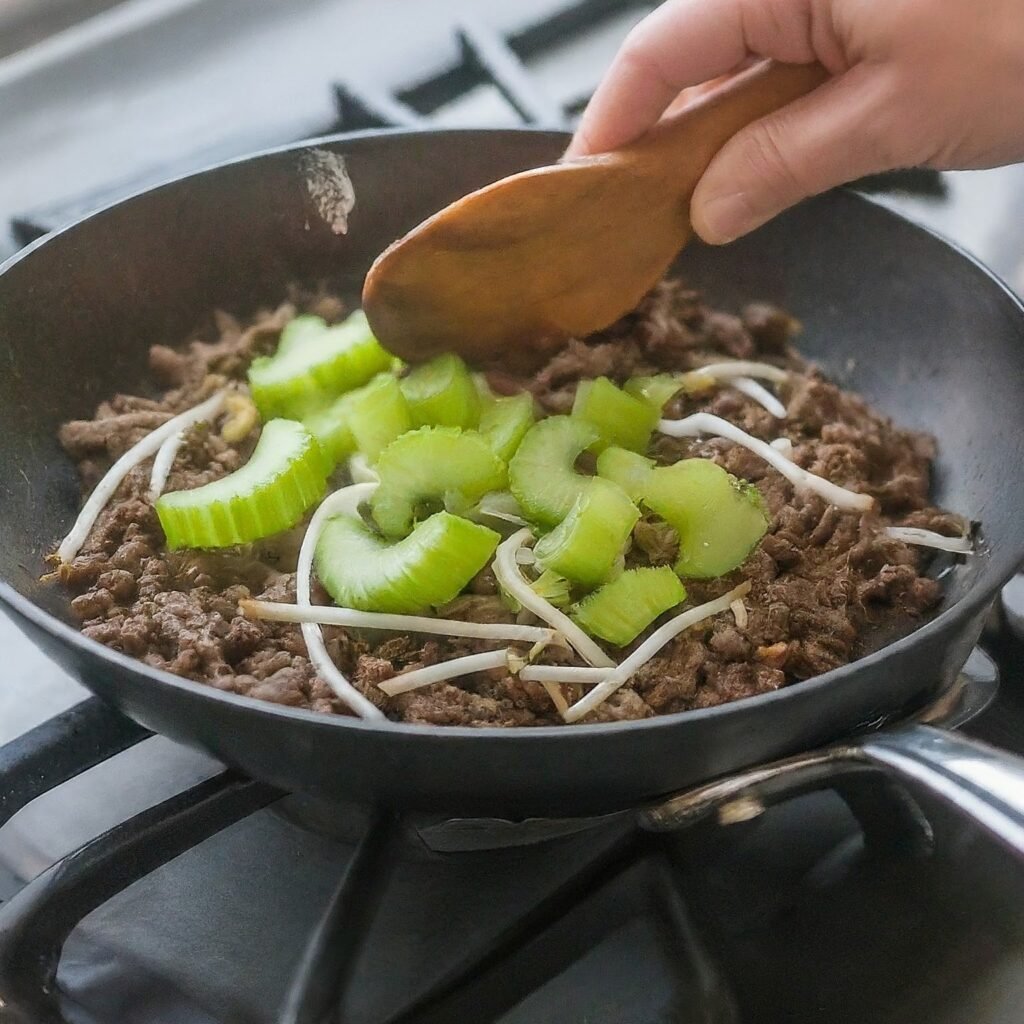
566, 0, 1024, 243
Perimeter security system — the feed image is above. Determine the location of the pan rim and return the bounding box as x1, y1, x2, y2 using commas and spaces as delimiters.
0, 126, 1020, 743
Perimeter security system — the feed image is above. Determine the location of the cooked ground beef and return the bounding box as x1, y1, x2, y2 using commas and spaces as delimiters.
55, 280, 964, 726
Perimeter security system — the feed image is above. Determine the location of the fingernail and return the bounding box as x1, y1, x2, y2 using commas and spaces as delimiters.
694, 192, 754, 245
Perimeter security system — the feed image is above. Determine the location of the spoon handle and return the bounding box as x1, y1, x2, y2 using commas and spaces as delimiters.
625, 60, 829, 200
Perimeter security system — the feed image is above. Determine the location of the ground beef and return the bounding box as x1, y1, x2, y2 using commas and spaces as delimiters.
55, 280, 965, 726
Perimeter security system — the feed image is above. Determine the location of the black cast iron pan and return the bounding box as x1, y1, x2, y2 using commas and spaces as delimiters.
2, 130, 1024, 849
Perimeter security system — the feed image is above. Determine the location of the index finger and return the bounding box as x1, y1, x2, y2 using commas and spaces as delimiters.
566, 0, 750, 157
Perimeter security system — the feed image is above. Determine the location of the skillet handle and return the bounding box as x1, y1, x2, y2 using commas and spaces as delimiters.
641, 724, 1024, 863
853, 724, 1024, 858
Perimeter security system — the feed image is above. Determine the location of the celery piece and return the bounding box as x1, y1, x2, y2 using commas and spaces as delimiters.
572, 377, 659, 452
315, 510, 500, 613
156, 419, 329, 549
346, 374, 413, 462
370, 426, 507, 537
624, 373, 683, 411
479, 392, 535, 462
596, 446, 655, 501
643, 459, 769, 579
247, 310, 393, 420
400, 353, 481, 429
530, 568, 572, 608
303, 389, 360, 465
508, 416, 600, 528
571, 567, 687, 646
274, 315, 329, 356
533, 477, 640, 587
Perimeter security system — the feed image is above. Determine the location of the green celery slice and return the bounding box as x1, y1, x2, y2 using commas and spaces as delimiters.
572, 377, 659, 452
596, 446, 656, 501
247, 310, 393, 420
533, 477, 640, 587
156, 419, 329, 549
303, 389, 361, 465
508, 416, 600, 528
530, 568, 572, 608
643, 459, 768, 579
623, 374, 683, 411
400, 353, 481, 428
346, 374, 413, 462
571, 567, 687, 646
479, 392, 535, 462
315, 511, 500, 613
370, 426, 507, 537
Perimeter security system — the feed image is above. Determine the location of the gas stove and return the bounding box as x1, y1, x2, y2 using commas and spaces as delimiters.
3, 2, 1024, 1022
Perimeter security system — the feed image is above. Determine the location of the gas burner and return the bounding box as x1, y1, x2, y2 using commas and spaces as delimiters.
0, 649, 1013, 1024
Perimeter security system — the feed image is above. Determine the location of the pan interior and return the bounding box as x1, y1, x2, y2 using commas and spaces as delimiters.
1, 130, 1022, 646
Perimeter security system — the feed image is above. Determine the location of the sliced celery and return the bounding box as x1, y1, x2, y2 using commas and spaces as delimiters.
400, 353, 481, 429
572, 377, 659, 452
596, 446, 655, 501
346, 374, 413, 462
643, 459, 768, 579
370, 426, 507, 537
530, 568, 572, 608
571, 567, 687, 646
303, 389, 360, 465
508, 416, 600, 528
247, 311, 393, 420
533, 477, 640, 587
156, 419, 329, 549
623, 374, 683, 411
315, 510, 499, 614
274, 315, 329, 356
479, 392, 535, 462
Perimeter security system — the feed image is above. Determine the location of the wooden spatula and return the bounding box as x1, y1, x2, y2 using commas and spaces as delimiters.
362, 61, 827, 373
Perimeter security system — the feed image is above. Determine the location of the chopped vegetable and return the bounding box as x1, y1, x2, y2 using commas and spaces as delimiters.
624, 374, 682, 411
220, 394, 260, 444
472, 491, 528, 526
378, 649, 511, 696
347, 452, 379, 484
493, 529, 615, 668
315, 510, 500, 613
731, 377, 787, 418
156, 419, 329, 549
508, 416, 600, 528
770, 437, 794, 457
240, 598, 556, 644
247, 311, 392, 419
680, 360, 788, 393
643, 459, 768, 579
658, 413, 875, 511
562, 580, 751, 722
533, 477, 640, 587
56, 390, 227, 563
730, 598, 748, 628
518, 665, 606, 684
295, 482, 384, 719
370, 426, 507, 537
884, 526, 973, 554
303, 388, 360, 464
571, 567, 687, 646
530, 568, 572, 608
596, 446, 655, 501
400, 352, 481, 428
572, 376, 659, 452
346, 373, 413, 461
479, 392, 535, 462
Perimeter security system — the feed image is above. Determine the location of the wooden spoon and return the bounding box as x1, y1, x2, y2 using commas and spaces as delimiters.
362, 61, 827, 373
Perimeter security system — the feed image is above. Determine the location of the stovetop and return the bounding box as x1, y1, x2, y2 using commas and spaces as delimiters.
3, 2, 1024, 1022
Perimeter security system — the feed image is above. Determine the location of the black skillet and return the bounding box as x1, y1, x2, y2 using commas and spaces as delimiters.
2, 130, 1024, 851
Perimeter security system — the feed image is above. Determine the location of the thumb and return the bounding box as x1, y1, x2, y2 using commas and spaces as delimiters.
691, 67, 900, 244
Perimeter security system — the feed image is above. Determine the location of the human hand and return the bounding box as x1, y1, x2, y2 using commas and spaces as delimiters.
567, 0, 1024, 243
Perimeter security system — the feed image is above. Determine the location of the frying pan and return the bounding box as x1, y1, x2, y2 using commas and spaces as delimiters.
3, 129, 1024, 848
